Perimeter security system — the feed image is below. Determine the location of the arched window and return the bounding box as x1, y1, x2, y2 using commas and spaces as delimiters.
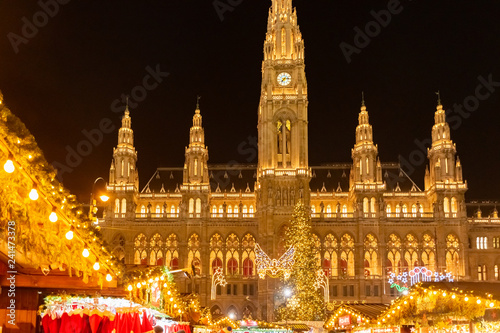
114, 199, 120, 215
170, 257, 179, 270
189, 198, 194, 215
326, 205, 332, 218
227, 205, 233, 218
155, 205, 161, 217
422, 234, 436, 271
243, 258, 254, 277
342, 205, 347, 218
404, 234, 419, 271
402, 204, 408, 215
446, 234, 461, 277
212, 205, 217, 216
396, 204, 401, 216
322, 258, 331, 277
340, 234, 355, 277
370, 197, 376, 213
194, 158, 198, 176
134, 234, 147, 265
451, 197, 458, 214
243, 205, 248, 218
234, 205, 239, 216
386, 204, 392, 217
150, 233, 163, 266
311, 205, 316, 215
324, 234, 338, 277
195, 198, 201, 217
444, 197, 450, 214
219, 205, 223, 218
387, 234, 402, 275
188, 234, 202, 275
363, 197, 369, 213
412, 204, 417, 217
170, 205, 176, 217
212, 258, 223, 274
227, 258, 238, 275
140, 205, 146, 218
249, 205, 255, 217
121, 199, 127, 215
364, 234, 379, 277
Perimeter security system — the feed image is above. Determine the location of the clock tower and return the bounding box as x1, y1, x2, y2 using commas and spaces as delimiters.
256, 0, 310, 321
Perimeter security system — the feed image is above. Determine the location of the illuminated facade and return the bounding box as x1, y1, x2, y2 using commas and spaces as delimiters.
102, 0, 500, 321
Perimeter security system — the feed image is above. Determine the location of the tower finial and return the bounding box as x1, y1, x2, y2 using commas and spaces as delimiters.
196, 95, 201, 110
435, 90, 441, 106
125, 95, 130, 113
361, 91, 365, 107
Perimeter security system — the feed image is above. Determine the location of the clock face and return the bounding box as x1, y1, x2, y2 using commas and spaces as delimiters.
277, 72, 292, 86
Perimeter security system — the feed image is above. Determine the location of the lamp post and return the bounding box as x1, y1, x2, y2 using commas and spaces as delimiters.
284, 287, 292, 332
89, 177, 109, 224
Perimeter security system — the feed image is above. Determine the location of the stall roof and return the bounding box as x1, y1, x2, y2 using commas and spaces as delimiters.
333, 304, 388, 319
420, 281, 500, 300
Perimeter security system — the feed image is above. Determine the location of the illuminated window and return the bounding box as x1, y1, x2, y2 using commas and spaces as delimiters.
189, 198, 194, 214
150, 233, 163, 265
444, 197, 450, 213
411, 204, 417, 217
243, 205, 248, 218
212, 205, 217, 216
156, 205, 161, 217
493, 237, 500, 249
140, 205, 146, 218
243, 258, 254, 277
227, 205, 233, 218
326, 205, 332, 217
451, 197, 458, 213
134, 234, 147, 265
495, 265, 499, 280
363, 198, 369, 213
219, 205, 223, 218
227, 258, 238, 275
170, 257, 179, 270
478, 265, 487, 281
249, 205, 254, 217
446, 234, 461, 277
370, 197, 376, 213
476, 237, 488, 250
171, 205, 176, 216
114, 199, 120, 214
194, 158, 198, 176
311, 205, 316, 215
386, 204, 392, 217
121, 160, 124, 177
342, 205, 347, 218
234, 205, 239, 216
212, 258, 223, 274
195, 198, 201, 217
121, 199, 126, 214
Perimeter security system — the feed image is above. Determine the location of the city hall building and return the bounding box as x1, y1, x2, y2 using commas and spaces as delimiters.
101, 0, 500, 321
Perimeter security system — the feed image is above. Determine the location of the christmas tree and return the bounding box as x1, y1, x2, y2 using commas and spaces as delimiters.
276, 201, 325, 321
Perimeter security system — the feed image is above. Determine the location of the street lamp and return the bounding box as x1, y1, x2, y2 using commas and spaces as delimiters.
89, 177, 109, 224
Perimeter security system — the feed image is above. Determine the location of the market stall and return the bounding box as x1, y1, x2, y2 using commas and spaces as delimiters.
324, 304, 388, 333
375, 282, 500, 333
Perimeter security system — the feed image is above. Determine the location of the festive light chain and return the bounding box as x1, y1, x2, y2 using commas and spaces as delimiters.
255, 243, 295, 279
377, 283, 500, 326
211, 266, 227, 300
0, 105, 118, 281
388, 267, 453, 292
324, 306, 371, 329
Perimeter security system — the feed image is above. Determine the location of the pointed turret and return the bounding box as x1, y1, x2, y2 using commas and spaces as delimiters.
425, 93, 467, 217
183, 97, 209, 185
351, 93, 380, 184
110, 105, 138, 188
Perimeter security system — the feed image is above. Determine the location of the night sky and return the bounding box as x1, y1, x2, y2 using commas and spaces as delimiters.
1, 0, 500, 203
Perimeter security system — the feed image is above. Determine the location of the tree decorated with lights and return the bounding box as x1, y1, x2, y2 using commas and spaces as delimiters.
276, 201, 324, 321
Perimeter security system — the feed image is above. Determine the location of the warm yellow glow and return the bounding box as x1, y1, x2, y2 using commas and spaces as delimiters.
29, 188, 39, 200
65, 229, 74, 240
49, 211, 58, 222
160, 275, 165, 280
170, 297, 173, 302
106, 274, 112, 282
82, 248, 90, 258
3, 159, 14, 173
137, 282, 141, 288
452, 294, 456, 299
490, 302, 495, 307
442, 292, 447, 297
163, 283, 167, 288
477, 299, 481, 304
167, 290, 171, 295
93, 262, 100, 271
100, 195, 109, 202
464, 297, 469, 302
128, 285, 133, 291
174, 304, 177, 308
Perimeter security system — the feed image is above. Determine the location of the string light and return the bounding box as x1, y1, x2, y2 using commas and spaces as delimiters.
49, 208, 58, 222
106, 274, 112, 282
65, 227, 74, 240
3, 157, 14, 173
29, 187, 39, 200
93, 261, 100, 271
82, 248, 90, 258
128, 285, 133, 291
137, 282, 141, 288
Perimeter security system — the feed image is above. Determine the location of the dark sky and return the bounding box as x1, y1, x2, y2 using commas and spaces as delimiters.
1, 0, 500, 203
